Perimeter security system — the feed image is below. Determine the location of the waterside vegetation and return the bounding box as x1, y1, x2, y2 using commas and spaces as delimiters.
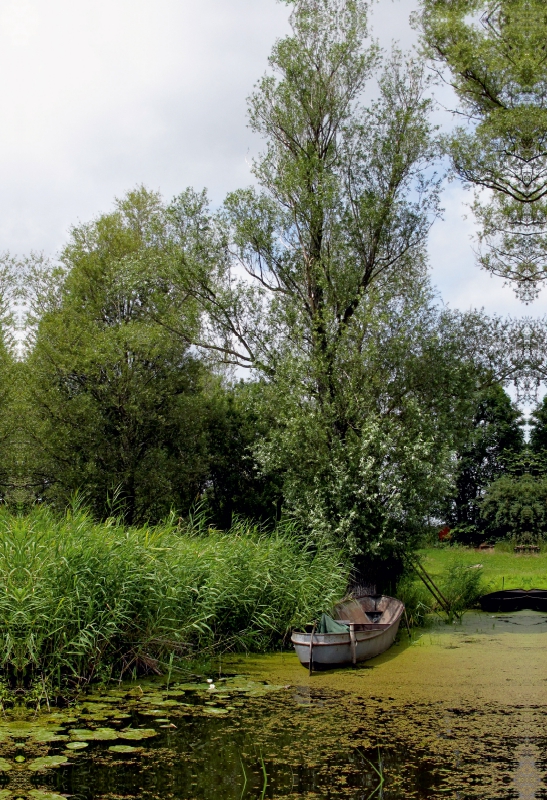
0, 507, 348, 691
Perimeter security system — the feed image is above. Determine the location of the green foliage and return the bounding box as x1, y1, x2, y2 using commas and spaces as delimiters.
0, 507, 348, 687
438, 561, 484, 617
530, 395, 547, 456
18, 189, 279, 525
480, 454, 547, 539
418, 0, 547, 299
165, 0, 505, 569
445, 384, 524, 543
396, 574, 434, 627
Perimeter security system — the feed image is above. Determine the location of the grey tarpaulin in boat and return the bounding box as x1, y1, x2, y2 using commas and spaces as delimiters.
317, 614, 349, 634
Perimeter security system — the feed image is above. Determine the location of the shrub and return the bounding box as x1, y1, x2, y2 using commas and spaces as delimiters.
438, 560, 484, 619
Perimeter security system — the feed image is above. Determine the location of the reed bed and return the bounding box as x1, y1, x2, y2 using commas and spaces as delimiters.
0, 508, 349, 688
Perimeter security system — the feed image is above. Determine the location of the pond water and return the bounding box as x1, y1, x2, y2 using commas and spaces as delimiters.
1, 610, 547, 800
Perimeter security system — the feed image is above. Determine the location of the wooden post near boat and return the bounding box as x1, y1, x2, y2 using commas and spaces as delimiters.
349, 623, 357, 665
308, 623, 316, 675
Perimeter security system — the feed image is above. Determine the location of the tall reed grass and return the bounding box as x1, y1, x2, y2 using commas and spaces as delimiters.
0, 508, 348, 688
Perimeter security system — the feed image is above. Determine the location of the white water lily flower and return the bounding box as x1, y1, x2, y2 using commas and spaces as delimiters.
206, 678, 213, 683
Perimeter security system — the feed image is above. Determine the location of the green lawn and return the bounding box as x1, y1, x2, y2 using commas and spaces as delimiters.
418, 545, 547, 592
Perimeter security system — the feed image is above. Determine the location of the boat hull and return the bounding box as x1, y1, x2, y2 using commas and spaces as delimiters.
480, 589, 547, 613
291, 595, 404, 669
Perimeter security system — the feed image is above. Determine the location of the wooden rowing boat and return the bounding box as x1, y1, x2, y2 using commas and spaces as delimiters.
291, 594, 404, 670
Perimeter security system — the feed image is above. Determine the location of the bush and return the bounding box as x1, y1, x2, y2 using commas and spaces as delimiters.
0, 508, 349, 689
439, 560, 484, 618
395, 574, 434, 627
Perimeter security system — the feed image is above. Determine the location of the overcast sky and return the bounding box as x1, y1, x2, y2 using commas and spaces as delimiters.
0, 0, 543, 318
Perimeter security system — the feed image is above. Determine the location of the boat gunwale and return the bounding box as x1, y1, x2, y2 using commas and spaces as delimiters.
291, 602, 404, 647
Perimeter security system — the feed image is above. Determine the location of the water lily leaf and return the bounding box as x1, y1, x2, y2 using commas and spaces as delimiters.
5, 721, 34, 738
31, 730, 69, 743
28, 755, 68, 771
109, 745, 143, 753
28, 792, 67, 800
171, 683, 209, 691
139, 693, 165, 704
65, 741, 88, 750
119, 728, 157, 740
45, 714, 78, 725
0, 758, 11, 771
70, 728, 118, 741
202, 707, 229, 716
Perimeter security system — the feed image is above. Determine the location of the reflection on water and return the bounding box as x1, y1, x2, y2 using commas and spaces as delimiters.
0, 611, 546, 798
513, 741, 542, 800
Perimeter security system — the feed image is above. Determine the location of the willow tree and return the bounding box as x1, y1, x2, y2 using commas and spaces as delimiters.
418, 0, 547, 301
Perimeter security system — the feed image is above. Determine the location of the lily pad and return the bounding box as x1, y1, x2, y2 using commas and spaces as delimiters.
0, 758, 11, 771
119, 728, 157, 740
85, 695, 123, 704
31, 730, 69, 743
70, 728, 118, 741
170, 683, 209, 691
202, 707, 229, 716
28, 792, 67, 800
108, 745, 143, 754
28, 755, 68, 771
65, 741, 89, 750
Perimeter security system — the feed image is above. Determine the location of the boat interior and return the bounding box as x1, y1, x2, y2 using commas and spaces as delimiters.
298, 595, 404, 635
331, 595, 402, 631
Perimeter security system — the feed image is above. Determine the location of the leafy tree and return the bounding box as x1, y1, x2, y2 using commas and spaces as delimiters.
418, 0, 547, 300
0, 259, 22, 503
153, 0, 529, 580
20, 189, 283, 525
22, 189, 220, 522
202, 381, 283, 527
444, 384, 524, 543
480, 452, 547, 539
174, 2, 443, 550
529, 394, 547, 456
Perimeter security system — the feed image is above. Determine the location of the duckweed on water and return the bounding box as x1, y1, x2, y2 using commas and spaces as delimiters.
0, 619, 540, 798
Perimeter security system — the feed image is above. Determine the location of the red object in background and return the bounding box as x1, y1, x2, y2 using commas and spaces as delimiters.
438, 526, 450, 541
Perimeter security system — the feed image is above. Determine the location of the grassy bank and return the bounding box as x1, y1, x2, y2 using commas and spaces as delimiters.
398, 544, 547, 625
0, 508, 349, 689
418, 545, 547, 592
